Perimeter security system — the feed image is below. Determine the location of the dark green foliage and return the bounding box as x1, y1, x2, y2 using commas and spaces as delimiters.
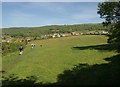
2, 74, 42, 87
97, 2, 120, 52
98, 2, 120, 26
2, 74, 54, 87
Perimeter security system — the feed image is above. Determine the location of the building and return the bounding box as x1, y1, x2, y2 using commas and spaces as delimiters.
71, 32, 83, 35
2, 36, 13, 43
60, 33, 72, 37
52, 33, 61, 38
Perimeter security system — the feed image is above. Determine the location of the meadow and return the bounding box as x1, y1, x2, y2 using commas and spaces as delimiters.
2, 35, 119, 85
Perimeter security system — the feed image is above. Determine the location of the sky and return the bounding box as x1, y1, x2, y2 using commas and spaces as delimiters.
2, 2, 105, 28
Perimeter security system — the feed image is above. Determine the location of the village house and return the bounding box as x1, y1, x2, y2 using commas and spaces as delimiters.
15, 37, 34, 44
51, 33, 61, 38
71, 31, 83, 35
85, 31, 98, 35
102, 31, 109, 35
60, 33, 72, 37
41, 35, 48, 39
93, 31, 99, 35
85, 31, 108, 35
2, 36, 13, 43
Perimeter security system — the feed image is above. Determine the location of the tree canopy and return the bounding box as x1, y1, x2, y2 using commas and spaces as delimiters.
97, 1, 120, 52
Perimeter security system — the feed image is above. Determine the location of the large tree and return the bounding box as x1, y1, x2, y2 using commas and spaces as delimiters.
97, 1, 120, 52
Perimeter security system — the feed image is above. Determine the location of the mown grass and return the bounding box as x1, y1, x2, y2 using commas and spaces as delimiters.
2, 35, 118, 83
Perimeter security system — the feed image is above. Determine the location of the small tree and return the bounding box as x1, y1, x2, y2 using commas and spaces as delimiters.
97, 1, 120, 52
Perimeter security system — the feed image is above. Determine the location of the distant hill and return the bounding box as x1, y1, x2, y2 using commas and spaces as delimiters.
2, 23, 108, 37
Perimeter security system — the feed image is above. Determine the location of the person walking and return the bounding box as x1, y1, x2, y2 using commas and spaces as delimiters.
19, 45, 23, 55
31, 43, 34, 49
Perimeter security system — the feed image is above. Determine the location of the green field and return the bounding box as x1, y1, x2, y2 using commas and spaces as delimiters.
2, 35, 119, 85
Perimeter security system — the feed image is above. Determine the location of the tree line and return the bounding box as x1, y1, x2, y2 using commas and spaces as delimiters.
2, 23, 107, 38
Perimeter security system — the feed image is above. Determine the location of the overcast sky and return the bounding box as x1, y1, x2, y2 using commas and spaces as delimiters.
2, 2, 104, 28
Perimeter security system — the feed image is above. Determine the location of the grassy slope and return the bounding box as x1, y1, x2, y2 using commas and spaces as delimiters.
2, 35, 117, 83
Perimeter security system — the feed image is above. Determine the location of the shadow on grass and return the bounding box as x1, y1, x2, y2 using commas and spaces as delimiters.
2, 54, 120, 86
72, 44, 117, 52
57, 54, 120, 86
2, 74, 53, 87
